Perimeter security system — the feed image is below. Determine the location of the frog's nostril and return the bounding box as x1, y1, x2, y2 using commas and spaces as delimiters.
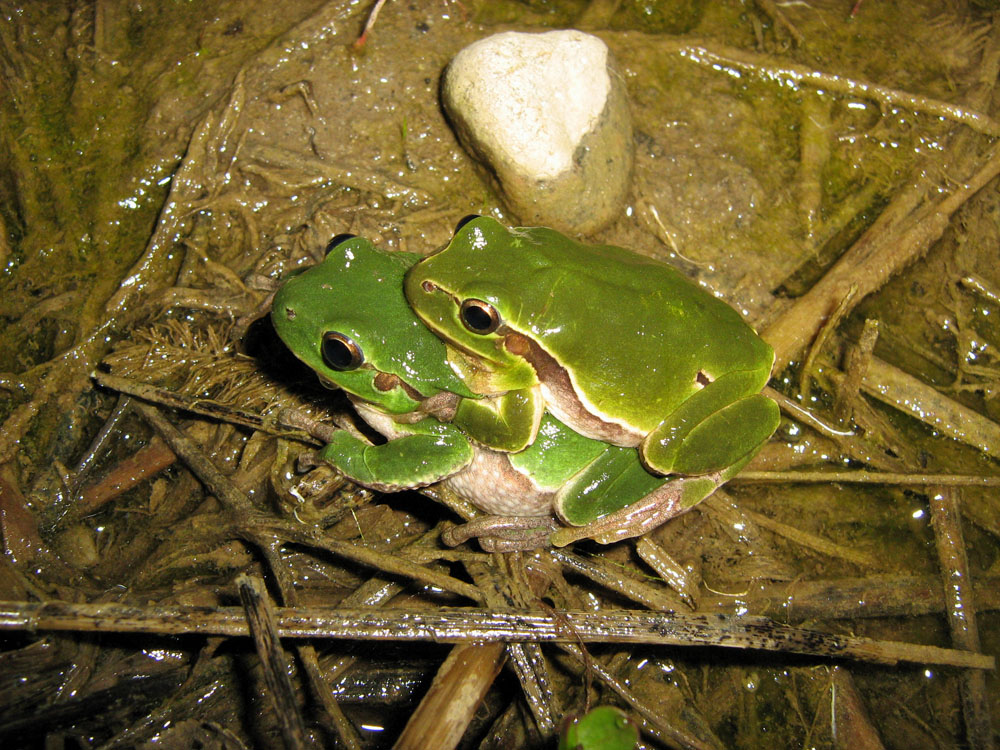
285, 307, 296, 320
695, 370, 712, 388
421, 280, 437, 293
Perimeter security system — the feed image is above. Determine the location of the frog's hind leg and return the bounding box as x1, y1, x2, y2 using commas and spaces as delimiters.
442, 515, 560, 551
549, 472, 722, 547
641, 372, 780, 476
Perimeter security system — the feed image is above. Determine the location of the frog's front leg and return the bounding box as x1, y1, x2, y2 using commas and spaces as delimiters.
453, 387, 544, 452
416, 387, 545, 454
319, 424, 474, 493
641, 369, 780, 476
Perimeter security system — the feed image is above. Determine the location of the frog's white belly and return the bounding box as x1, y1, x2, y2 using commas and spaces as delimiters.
443, 448, 553, 516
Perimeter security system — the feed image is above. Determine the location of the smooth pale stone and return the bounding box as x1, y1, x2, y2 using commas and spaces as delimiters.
443, 30, 633, 234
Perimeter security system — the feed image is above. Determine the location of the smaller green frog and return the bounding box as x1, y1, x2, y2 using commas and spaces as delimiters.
270, 235, 696, 548
405, 217, 780, 543
559, 706, 638, 750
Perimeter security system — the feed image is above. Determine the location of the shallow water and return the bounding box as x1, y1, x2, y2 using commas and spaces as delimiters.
0, 1, 997, 747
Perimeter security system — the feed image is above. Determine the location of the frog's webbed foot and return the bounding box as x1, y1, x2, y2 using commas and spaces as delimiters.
442, 515, 560, 552
550, 473, 723, 547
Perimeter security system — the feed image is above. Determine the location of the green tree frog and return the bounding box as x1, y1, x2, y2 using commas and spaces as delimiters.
404, 216, 780, 542
270, 235, 698, 548
559, 706, 638, 750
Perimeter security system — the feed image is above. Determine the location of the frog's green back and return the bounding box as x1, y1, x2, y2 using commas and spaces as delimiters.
414, 218, 773, 433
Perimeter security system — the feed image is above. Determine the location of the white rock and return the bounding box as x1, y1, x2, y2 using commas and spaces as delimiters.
443, 30, 633, 234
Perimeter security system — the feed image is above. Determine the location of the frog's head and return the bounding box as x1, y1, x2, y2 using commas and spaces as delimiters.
404, 216, 540, 392
271, 236, 476, 414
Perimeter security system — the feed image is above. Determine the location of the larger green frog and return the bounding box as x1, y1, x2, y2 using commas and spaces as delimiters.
404, 217, 780, 540
271, 235, 700, 548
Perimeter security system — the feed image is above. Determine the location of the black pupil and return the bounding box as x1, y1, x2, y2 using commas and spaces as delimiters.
322, 335, 359, 370
325, 234, 356, 256
454, 214, 480, 232
463, 305, 494, 332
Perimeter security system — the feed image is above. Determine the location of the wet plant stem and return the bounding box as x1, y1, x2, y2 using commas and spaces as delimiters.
237, 575, 309, 750
928, 488, 995, 750
764, 141, 1000, 371
737, 470, 1000, 487
1, 601, 992, 669
676, 42, 1000, 137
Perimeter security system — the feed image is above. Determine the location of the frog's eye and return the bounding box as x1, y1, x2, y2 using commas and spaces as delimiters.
460, 299, 500, 335
322, 332, 364, 370
324, 234, 356, 256
454, 214, 480, 233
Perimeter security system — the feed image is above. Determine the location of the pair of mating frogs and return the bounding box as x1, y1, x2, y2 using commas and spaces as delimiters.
271, 216, 780, 550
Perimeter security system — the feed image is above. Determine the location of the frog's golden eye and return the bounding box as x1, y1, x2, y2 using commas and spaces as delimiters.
324, 234, 356, 256
322, 332, 364, 371
460, 299, 500, 335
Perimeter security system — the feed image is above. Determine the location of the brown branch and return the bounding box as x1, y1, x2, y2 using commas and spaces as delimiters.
75, 436, 177, 516
93, 371, 319, 445
729, 502, 877, 567
237, 575, 309, 750
677, 43, 1000, 136
829, 667, 887, 750
859, 357, 1000, 462
834, 317, 880, 422
548, 548, 688, 612
635, 537, 699, 609
1, 600, 992, 669
928, 489, 995, 749
763, 142, 1000, 371
393, 643, 507, 750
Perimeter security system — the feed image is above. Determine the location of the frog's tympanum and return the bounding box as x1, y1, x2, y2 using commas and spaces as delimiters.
405, 216, 780, 544
271, 236, 692, 549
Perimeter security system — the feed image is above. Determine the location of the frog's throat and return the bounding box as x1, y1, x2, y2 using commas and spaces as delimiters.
502, 332, 643, 447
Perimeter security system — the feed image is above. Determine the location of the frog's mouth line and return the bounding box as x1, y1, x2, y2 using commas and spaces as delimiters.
316, 368, 424, 406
